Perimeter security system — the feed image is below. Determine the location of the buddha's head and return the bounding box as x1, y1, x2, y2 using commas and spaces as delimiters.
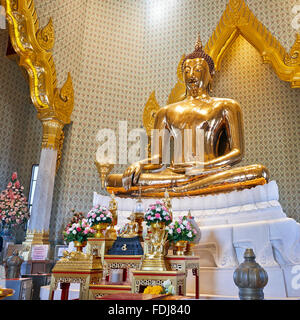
182, 35, 215, 96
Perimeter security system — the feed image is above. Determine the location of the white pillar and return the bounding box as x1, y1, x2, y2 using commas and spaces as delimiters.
28, 148, 58, 233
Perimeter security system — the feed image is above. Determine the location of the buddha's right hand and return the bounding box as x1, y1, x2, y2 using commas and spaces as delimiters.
122, 162, 142, 190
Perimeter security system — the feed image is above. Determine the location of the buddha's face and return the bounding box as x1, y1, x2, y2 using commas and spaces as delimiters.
183, 58, 211, 95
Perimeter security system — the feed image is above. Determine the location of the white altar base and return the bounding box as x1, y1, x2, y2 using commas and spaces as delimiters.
94, 181, 300, 299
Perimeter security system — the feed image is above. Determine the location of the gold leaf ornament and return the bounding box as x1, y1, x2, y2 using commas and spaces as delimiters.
36, 18, 55, 51
143, 91, 160, 136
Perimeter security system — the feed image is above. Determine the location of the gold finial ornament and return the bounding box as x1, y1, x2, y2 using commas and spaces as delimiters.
195, 33, 203, 50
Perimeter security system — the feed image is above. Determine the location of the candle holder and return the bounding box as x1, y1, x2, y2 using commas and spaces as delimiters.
95, 161, 114, 190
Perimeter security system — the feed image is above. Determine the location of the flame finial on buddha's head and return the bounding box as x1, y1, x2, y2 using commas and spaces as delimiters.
182, 33, 215, 76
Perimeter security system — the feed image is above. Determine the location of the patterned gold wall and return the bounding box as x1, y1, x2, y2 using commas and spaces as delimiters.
1, 1, 298, 243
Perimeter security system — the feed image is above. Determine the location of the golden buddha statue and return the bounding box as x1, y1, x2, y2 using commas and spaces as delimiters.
107, 36, 269, 197
119, 213, 139, 238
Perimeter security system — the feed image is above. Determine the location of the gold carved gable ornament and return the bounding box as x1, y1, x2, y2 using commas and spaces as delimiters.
1, 0, 74, 134
2, 0, 75, 172
145, 0, 300, 131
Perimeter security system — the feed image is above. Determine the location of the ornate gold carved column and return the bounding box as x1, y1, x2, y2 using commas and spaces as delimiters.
1, 0, 74, 254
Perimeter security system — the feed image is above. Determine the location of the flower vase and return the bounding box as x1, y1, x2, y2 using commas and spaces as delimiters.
93, 223, 108, 238
73, 241, 87, 252
174, 240, 188, 256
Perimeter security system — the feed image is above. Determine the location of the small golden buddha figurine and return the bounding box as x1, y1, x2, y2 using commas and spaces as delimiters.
119, 213, 139, 238
107, 35, 269, 197
141, 222, 169, 271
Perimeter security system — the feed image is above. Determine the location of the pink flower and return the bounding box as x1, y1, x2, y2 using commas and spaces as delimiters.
76, 227, 82, 232
12, 172, 17, 181
193, 229, 197, 234
100, 214, 104, 218
169, 224, 174, 229
186, 223, 191, 230
147, 216, 151, 220
151, 206, 155, 210
156, 200, 161, 204
165, 216, 170, 220
176, 228, 182, 233
155, 213, 161, 219
92, 214, 96, 218
14, 181, 20, 189
83, 229, 88, 234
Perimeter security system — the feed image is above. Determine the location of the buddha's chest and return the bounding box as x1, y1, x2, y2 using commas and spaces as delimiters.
165, 103, 224, 132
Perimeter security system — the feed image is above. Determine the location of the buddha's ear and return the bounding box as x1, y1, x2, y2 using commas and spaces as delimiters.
207, 74, 213, 94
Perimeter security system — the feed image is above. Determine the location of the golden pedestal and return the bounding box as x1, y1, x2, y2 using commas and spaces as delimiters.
86, 238, 115, 280
49, 251, 102, 300
131, 270, 186, 295
21, 229, 50, 261
140, 254, 168, 271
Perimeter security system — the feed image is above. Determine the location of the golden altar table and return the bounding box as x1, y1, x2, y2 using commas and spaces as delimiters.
89, 254, 200, 299
49, 253, 102, 300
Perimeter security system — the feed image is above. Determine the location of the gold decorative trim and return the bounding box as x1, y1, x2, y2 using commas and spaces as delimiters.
41, 119, 64, 150
205, 0, 300, 88
143, 91, 160, 137
2, 0, 74, 136
23, 229, 50, 245
21, 229, 50, 261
